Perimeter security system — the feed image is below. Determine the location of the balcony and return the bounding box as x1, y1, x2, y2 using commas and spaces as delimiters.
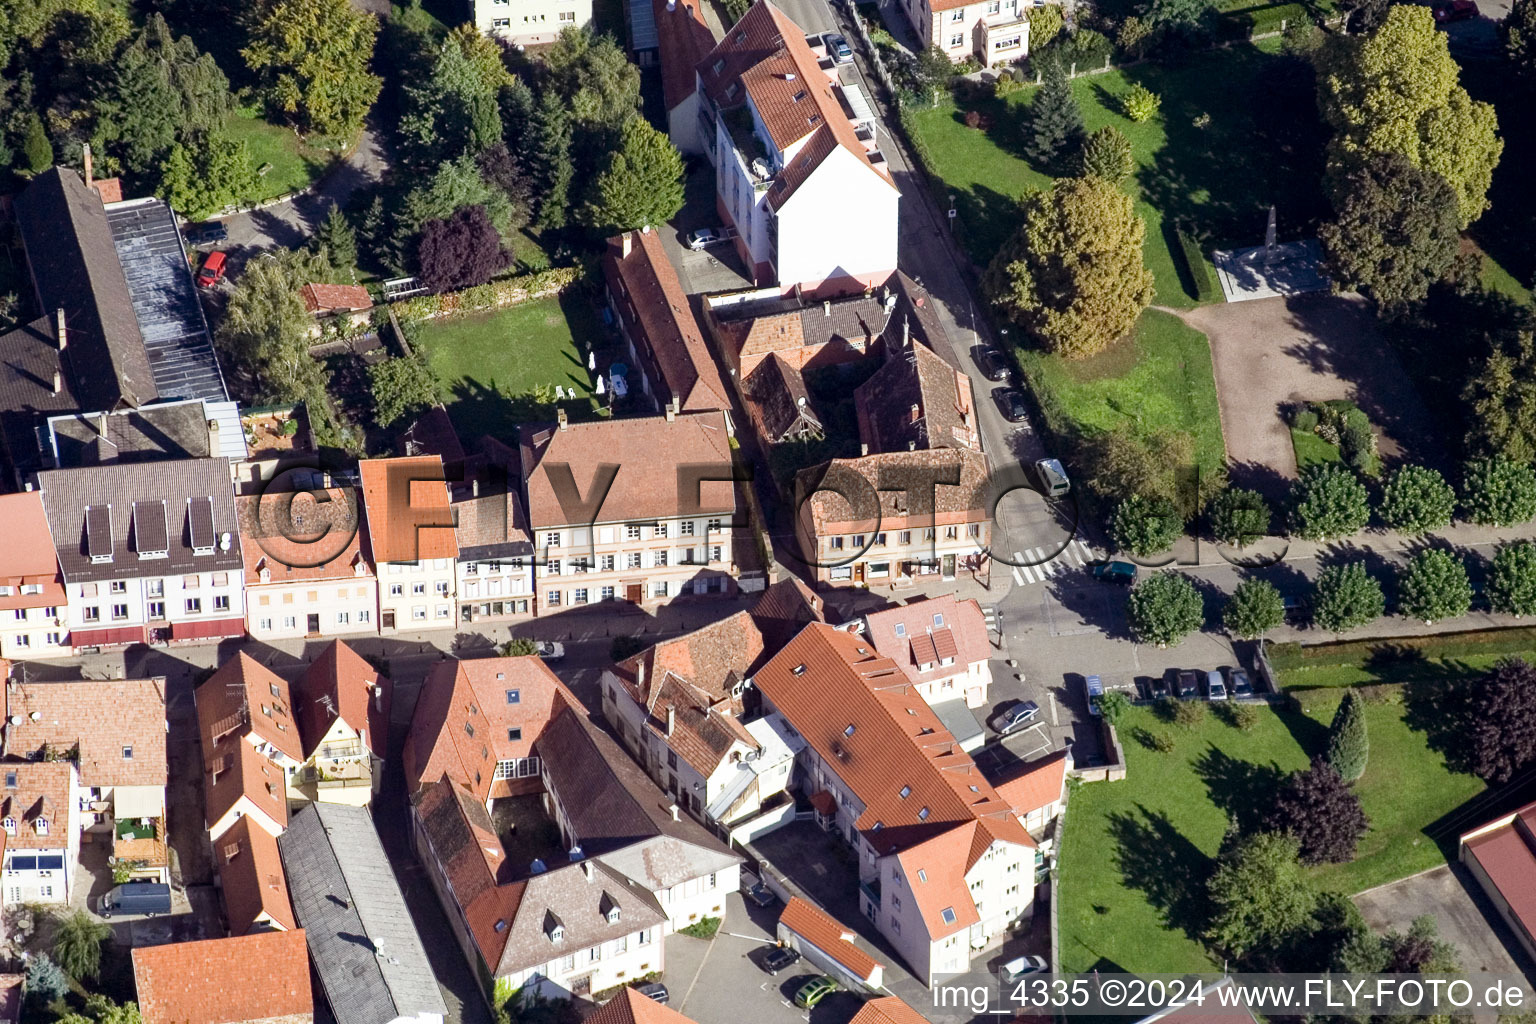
724, 107, 776, 188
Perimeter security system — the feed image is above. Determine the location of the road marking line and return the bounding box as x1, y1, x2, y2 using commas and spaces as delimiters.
1066, 548, 1084, 567
1012, 567, 1025, 586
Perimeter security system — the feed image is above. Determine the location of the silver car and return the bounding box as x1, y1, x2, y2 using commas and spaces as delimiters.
1205, 669, 1228, 700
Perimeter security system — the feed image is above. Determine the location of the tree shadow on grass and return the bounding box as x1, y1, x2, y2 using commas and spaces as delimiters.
1191, 744, 1286, 836
1401, 662, 1491, 779
1107, 804, 1214, 942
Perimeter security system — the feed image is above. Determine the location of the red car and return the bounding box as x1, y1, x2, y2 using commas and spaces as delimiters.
195, 250, 226, 288
1433, 0, 1478, 23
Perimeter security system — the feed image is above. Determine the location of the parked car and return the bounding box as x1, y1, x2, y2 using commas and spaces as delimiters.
1282, 594, 1308, 624
1091, 560, 1137, 585
687, 227, 730, 250
1228, 667, 1254, 698
975, 347, 1010, 382
99, 881, 171, 918
1175, 670, 1199, 699
997, 388, 1029, 423
1433, 0, 1478, 22
1001, 954, 1049, 982
535, 640, 565, 661
634, 982, 669, 1005
1084, 674, 1105, 717
795, 977, 839, 1009
184, 222, 228, 247
825, 32, 854, 63
990, 699, 1041, 736
195, 250, 226, 288
1034, 458, 1071, 498
762, 945, 802, 975
1149, 673, 1171, 700
743, 880, 777, 908
1204, 669, 1228, 701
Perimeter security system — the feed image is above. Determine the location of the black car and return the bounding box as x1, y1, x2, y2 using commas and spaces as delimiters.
762, 945, 802, 975
1149, 673, 1171, 700
975, 347, 1011, 382
1228, 668, 1255, 698
990, 700, 1041, 736
1175, 670, 1200, 699
743, 881, 777, 908
184, 222, 228, 247
634, 982, 669, 1005
997, 388, 1029, 423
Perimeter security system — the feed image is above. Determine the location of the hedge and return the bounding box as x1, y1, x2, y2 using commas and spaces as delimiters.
1216, 0, 1320, 38
1175, 226, 1218, 304
1268, 626, 1536, 674
393, 266, 582, 323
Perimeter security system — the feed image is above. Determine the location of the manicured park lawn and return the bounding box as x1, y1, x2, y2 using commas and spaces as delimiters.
1290, 426, 1340, 469
904, 40, 1327, 307
412, 292, 608, 440
1017, 309, 1225, 494
225, 106, 334, 204
1268, 628, 1536, 689
1058, 695, 1485, 975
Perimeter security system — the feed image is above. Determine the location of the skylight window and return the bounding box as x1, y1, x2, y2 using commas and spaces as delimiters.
844, 724, 856, 737
918, 807, 930, 820
941, 907, 956, 924
934, 613, 945, 626
894, 624, 906, 637
917, 869, 927, 882
899, 785, 911, 799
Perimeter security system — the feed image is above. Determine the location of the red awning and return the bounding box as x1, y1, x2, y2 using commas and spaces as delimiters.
810, 790, 837, 815
170, 617, 246, 641
70, 625, 146, 647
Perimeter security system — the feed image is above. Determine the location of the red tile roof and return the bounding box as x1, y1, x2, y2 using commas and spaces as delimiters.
654, 0, 717, 112
197, 653, 306, 764
0, 762, 73, 851
301, 283, 372, 314
605, 230, 731, 414
358, 456, 458, 563
296, 640, 390, 760
3, 677, 167, 787
215, 813, 296, 933
850, 996, 929, 1024
863, 595, 991, 686
993, 750, 1070, 818
588, 988, 700, 1024
0, 493, 65, 611
1462, 800, 1536, 945
402, 656, 579, 801
799, 449, 990, 533
90, 178, 123, 204
778, 897, 881, 982
202, 735, 288, 834
132, 930, 313, 1024
519, 412, 735, 529
237, 488, 369, 585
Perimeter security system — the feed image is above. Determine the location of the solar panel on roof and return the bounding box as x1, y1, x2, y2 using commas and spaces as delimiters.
187, 495, 214, 552
132, 499, 169, 556
85, 505, 113, 560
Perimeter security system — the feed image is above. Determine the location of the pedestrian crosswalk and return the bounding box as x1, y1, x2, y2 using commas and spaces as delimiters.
1009, 539, 1102, 586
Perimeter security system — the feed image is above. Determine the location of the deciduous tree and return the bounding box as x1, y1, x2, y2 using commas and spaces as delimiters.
216, 248, 328, 404
1317, 5, 1502, 227
1313, 562, 1385, 632
1206, 832, 1317, 962
1489, 540, 1536, 617
582, 114, 684, 233
54, 910, 111, 981
242, 0, 382, 139
1318, 152, 1461, 311
982, 175, 1154, 358
417, 204, 512, 294
158, 132, 257, 220
1463, 658, 1536, 783
1465, 329, 1536, 463
1128, 571, 1204, 647
1288, 463, 1370, 540
1461, 455, 1536, 527
1377, 464, 1456, 534
1263, 757, 1370, 865
1505, 0, 1536, 83
1112, 493, 1182, 557
1223, 578, 1284, 639
368, 352, 442, 427
1210, 487, 1272, 547
1327, 690, 1369, 781
401, 153, 514, 241
1398, 548, 1472, 623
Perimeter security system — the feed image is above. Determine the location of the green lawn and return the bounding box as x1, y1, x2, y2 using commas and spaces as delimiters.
904, 40, 1328, 307
1290, 426, 1340, 469
225, 106, 335, 204
1058, 696, 1485, 975
412, 292, 610, 440
1268, 627, 1536, 689
1017, 309, 1225, 493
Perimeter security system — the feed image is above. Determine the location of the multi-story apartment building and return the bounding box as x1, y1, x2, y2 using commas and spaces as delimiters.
860, 595, 993, 709
0, 492, 69, 658
697, 1, 899, 296
519, 410, 742, 611
359, 456, 458, 631
795, 449, 991, 587
452, 451, 536, 626
751, 624, 1036, 985
903, 0, 1032, 65
654, 0, 718, 154
237, 487, 378, 640
0, 762, 81, 907
473, 0, 591, 45
37, 459, 246, 648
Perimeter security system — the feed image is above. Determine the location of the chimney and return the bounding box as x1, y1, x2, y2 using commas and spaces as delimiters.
669, 803, 680, 821
51, 371, 60, 396
860, 442, 868, 456
55, 310, 67, 352
207, 417, 220, 452
909, 403, 920, 424
665, 400, 676, 423
666, 705, 675, 736
908, 441, 917, 451
83, 143, 93, 187
797, 396, 806, 408
903, 316, 911, 348
621, 232, 633, 259
557, 407, 568, 431
472, 478, 480, 498
581, 860, 594, 881
823, 300, 831, 317
373, 683, 384, 712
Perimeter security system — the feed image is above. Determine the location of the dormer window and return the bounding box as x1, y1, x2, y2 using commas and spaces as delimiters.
601, 891, 621, 924
122, 746, 133, 760
725, 82, 739, 101
85, 505, 113, 564
713, 58, 725, 75
917, 807, 930, 821
187, 496, 216, 556
132, 500, 169, 560
1, 818, 13, 836
34, 818, 48, 836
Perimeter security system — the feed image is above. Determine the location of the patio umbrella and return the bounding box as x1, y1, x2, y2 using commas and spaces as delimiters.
588, 350, 596, 371
596, 375, 606, 395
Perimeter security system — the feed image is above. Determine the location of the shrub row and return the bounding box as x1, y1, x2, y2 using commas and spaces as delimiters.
1175, 226, 1218, 304
393, 266, 581, 322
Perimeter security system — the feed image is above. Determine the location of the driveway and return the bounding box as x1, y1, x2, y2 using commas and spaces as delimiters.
1354, 864, 1536, 991
1184, 293, 1444, 500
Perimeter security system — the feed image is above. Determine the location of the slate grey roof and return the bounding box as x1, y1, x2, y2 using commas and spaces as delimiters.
495, 860, 666, 977
13, 169, 156, 412
46, 399, 213, 468
37, 457, 243, 583
0, 315, 76, 484
278, 803, 449, 1024
536, 708, 739, 867
104, 198, 228, 403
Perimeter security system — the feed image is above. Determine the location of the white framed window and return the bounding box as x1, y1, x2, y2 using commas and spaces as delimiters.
390, 583, 403, 596
213, 595, 230, 612
601, 586, 615, 600
654, 522, 668, 537
44, 632, 60, 646
950, 32, 965, 45
547, 559, 562, 576
547, 590, 562, 607
626, 524, 642, 540
574, 588, 589, 604
601, 555, 615, 572
111, 604, 128, 620
412, 606, 427, 621
184, 598, 201, 614
652, 581, 668, 598
558, 9, 574, 19
12, 636, 28, 649
258, 619, 273, 632
148, 601, 165, 619
679, 520, 695, 537
627, 552, 642, 569
655, 550, 669, 567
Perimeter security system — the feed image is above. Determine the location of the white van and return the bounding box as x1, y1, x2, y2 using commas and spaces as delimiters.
1034, 458, 1071, 498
